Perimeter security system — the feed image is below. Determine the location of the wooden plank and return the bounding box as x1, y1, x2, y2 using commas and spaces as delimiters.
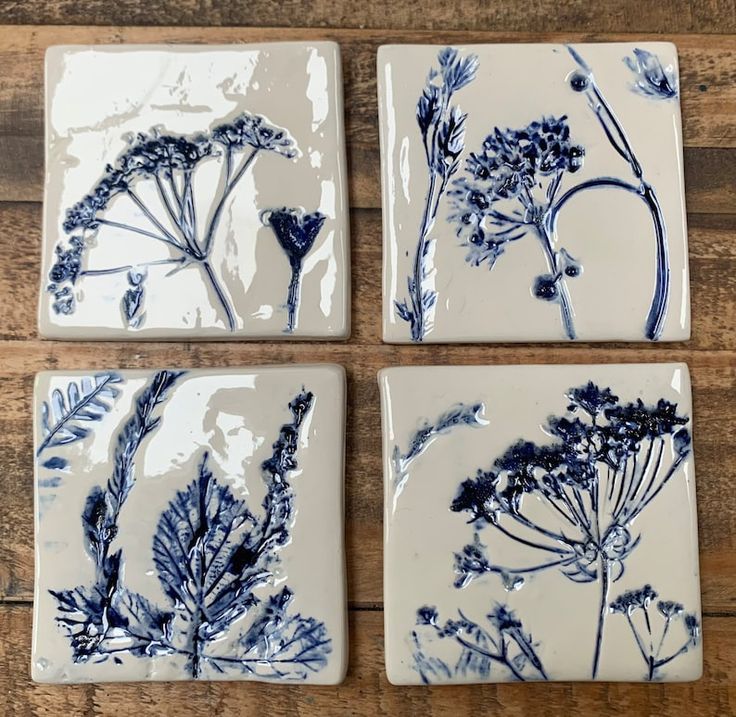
1, 605, 735, 715
0, 0, 734, 34
0, 27, 735, 205
3, 204, 735, 349
1, 341, 734, 610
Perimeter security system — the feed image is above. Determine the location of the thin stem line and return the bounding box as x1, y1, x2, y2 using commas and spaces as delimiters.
81, 258, 186, 277
200, 261, 236, 331
95, 219, 189, 254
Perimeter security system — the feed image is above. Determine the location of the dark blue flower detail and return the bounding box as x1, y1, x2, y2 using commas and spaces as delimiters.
261, 207, 326, 333
411, 603, 547, 683
50, 384, 331, 680
392, 402, 486, 510
49, 112, 298, 331
624, 48, 678, 100
450, 46, 673, 341
38, 373, 123, 457
610, 585, 699, 680
448, 115, 583, 338
122, 269, 146, 328
448, 382, 690, 678
397, 47, 478, 342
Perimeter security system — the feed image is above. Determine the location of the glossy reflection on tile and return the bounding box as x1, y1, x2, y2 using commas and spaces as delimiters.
41, 43, 350, 339
33, 366, 346, 683
378, 43, 690, 343
380, 364, 701, 684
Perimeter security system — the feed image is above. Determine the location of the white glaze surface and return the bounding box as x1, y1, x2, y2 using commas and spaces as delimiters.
378, 43, 690, 343
33, 365, 347, 683
41, 44, 350, 339
380, 364, 701, 683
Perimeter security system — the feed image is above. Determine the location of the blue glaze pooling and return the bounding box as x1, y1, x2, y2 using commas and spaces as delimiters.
610, 585, 699, 680
48, 115, 298, 331
395, 48, 479, 342
411, 604, 547, 683
448, 46, 675, 341
623, 49, 679, 100
391, 402, 486, 510
446, 381, 691, 678
50, 382, 331, 680
261, 207, 326, 333
38, 373, 123, 457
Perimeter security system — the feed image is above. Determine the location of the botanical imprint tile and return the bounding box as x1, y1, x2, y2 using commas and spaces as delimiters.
41, 43, 349, 339
378, 43, 689, 342
33, 366, 346, 683
380, 364, 701, 683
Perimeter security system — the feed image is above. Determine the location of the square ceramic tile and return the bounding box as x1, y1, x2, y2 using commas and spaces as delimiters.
378, 43, 689, 343
40, 43, 350, 339
380, 364, 701, 683
33, 365, 346, 683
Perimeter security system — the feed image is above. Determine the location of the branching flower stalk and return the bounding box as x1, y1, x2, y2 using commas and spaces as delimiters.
391, 401, 486, 511
48, 115, 297, 331
610, 586, 700, 680
51, 383, 331, 680
450, 46, 675, 340
411, 604, 547, 683
395, 47, 478, 342
449, 382, 691, 678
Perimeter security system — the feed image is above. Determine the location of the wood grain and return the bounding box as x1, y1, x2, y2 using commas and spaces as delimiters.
0, 13, 735, 713
1, 0, 735, 34
1, 606, 735, 716
0, 27, 735, 205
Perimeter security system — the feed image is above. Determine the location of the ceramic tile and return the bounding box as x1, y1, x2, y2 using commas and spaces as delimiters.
33, 365, 346, 684
380, 364, 701, 683
378, 43, 689, 343
40, 43, 349, 339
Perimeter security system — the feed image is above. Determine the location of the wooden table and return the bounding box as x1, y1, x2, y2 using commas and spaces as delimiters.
0, 3, 734, 714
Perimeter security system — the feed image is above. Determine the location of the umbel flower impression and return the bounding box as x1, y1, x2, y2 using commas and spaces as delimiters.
47, 112, 325, 333
412, 381, 697, 682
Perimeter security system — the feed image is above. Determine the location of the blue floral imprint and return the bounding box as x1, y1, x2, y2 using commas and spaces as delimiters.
391, 402, 486, 510
261, 207, 326, 333
445, 382, 691, 678
610, 585, 699, 680
38, 373, 123, 460
49, 376, 331, 680
411, 603, 547, 683
395, 47, 479, 342
450, 46, 675, 340
47, 113, 309, 331
624, 49, 678, 100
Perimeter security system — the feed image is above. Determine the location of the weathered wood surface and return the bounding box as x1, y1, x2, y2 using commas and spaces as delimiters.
0, 14, 734, 716
0, 28, 735, 204
0, 0, 735, 34
1, 607, 735, 716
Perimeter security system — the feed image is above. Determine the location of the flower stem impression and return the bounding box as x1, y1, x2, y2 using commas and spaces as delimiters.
449, 46, 674, 340
610, 585, 699, 680
447, 381, 691, 678
395, 47, 479, 342
48, 114, 297, 331
261, 207, 326, 333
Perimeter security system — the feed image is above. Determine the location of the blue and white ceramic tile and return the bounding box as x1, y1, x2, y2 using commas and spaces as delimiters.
40, 43, 350, 339
33, 365, 347, 683
378, 43, 689, 343
380, 364, 701, 683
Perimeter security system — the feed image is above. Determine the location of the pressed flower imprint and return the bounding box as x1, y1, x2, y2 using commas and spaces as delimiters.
449, 46, 677, 341
45, 373, 333, 680
48, 117, 325, 332
421, 381, 697, 680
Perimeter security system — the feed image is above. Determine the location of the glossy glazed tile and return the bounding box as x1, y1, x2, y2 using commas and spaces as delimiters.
33, 365, 346, 683
378, 43, 689, 343
380, 364, 701, 683
41, 43, 349, 339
